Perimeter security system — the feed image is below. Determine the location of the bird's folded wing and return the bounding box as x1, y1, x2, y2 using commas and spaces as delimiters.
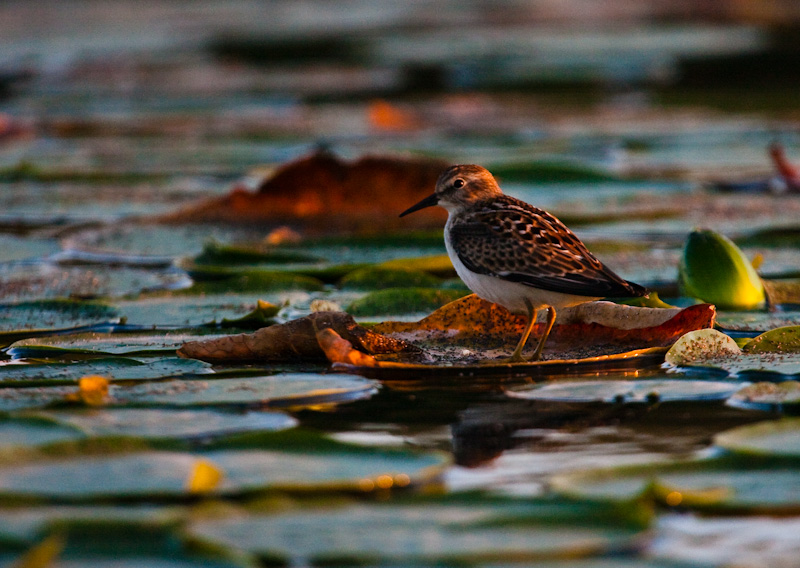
449, 209, 637, 297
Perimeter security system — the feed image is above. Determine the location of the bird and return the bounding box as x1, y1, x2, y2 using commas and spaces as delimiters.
399, 164, 648, 362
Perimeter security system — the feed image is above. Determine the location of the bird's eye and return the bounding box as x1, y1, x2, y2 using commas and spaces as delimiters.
452, 178, 465, 189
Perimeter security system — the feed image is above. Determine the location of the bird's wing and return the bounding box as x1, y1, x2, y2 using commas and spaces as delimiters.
449, 201, 644, 297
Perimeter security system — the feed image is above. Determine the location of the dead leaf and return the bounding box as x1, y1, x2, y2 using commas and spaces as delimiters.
158, 151, 447, 232
178, 311, 415, 363
316, 328, 378, 367
374, 295, 716, 351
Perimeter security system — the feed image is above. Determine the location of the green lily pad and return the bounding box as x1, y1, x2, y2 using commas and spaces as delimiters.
31, 408, 297, 441
346, 288, 468, 317
182, 267, 324, 294
726, 381, 800, 414
111, 373, 377, 409
187, 496, 647, 565
0, 234, 60, 263
0, 300, 119, 332
488, 160, 620, 182
743, 325, 800, 353
0, 434, 448, 501
0, 373, 377, 413
715, 419, 800, 458
678, 229, 765, 310
0, 504, 184, 547
339, 267, 442, 290
0, 417, 83, 449
552, 458, 800, 513
377, 255, 456, 278
194, 241, 321, 265
0, 358, 211, 384
115, 296, 286, 327
506, 380, 744, 404
7, 332, 225, 359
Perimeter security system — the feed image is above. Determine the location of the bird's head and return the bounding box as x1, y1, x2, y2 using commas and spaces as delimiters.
399, 164, 502, 217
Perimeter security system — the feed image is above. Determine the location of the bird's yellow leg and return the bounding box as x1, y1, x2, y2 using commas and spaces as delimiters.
507, 299, 537, 363
529, 306, 556, 361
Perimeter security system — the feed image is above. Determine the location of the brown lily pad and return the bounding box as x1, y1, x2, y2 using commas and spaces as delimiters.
177, 311, 416, 363
159, 151, 447, 232
373, 295, 716, 357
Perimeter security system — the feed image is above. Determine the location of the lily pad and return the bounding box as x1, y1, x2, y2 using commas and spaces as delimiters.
193, 241, 321, 265
715, 419, 800, 458
507, 380, 744, 404
743, 325, 800, 353
186, 497, 648, 565
0, 300, 118, 332
110, 373, 378, 409
339, 267, 442, 290
377, 254, 456, 278
181, 269, 324, 294
31, 408, 298, 441
115, 295, 285, 327
0, 416, 83, 449
346, 288, 468, 317
0, 434, 448, 501
726, 381, 800, 414
7, 332, 225, 358
552, 458, 800, 513
0, 358, 211, 384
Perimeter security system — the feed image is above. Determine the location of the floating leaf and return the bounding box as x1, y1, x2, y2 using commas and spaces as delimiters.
180, 268, 324, 294
743, 325, 800, 353
193, 241, 321, 265
507, 379, 744, 404
338, 267, 442, 290
377, 255, 456, 278
0, 300, 118, 333
552, 458, 800, 513
678, 229, 765, 310
0, 433, 448, 501
346, 288, 468, 316
0, 358, 211, 384
664, 329, 741, 367
178, 312, 414, 363
187, 496, 648, 565
715, 419, 800, 458
726, 381, 800, 414
31, 408, 297, 440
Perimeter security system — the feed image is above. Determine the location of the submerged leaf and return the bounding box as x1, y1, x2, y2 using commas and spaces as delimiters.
678, 229, 765, 310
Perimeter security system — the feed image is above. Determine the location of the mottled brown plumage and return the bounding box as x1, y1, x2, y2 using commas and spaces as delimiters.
400, 164, 648, 362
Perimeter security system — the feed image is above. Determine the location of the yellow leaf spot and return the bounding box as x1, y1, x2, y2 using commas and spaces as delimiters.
12, 533, 65, 568
77, 375, 109, 406
186, 459, 224, 493
375, 474, 394, 489
665, 491, 683, 506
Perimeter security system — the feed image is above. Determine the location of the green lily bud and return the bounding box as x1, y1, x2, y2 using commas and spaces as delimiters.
679, 229, 765, 310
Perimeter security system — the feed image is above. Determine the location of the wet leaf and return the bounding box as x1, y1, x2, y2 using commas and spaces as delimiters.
727, 381, 800, 413
186, 496, 648, 565
715, 419, 800, 458
193, 241, 321, 265
31, 408, 297, 441
338, 267, 442, 290
159, 152, 447, 232
0, 358, 211, 384
0, 301, 119, 333
664, 329, 741, 367
552, 458, 800, 513
743, 325, 800, 353
678, 229, 765, 310
0, 433, 448, 501
178, 312, 414, 363
507, 379, 744, 404
346, 288, 468, 316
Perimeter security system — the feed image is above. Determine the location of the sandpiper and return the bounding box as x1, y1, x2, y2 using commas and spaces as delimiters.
400, 164, 648, 362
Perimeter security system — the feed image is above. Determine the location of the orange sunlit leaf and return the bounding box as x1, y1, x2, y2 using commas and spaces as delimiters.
186, 459, 224, 493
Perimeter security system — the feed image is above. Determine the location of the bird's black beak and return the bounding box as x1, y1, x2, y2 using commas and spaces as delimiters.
399, 193, 438, 217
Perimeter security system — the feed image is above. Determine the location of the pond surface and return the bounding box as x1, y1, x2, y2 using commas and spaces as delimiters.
2, 2, 800, 566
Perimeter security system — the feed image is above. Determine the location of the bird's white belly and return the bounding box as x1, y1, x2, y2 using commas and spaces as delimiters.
445, 222, 596, 314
